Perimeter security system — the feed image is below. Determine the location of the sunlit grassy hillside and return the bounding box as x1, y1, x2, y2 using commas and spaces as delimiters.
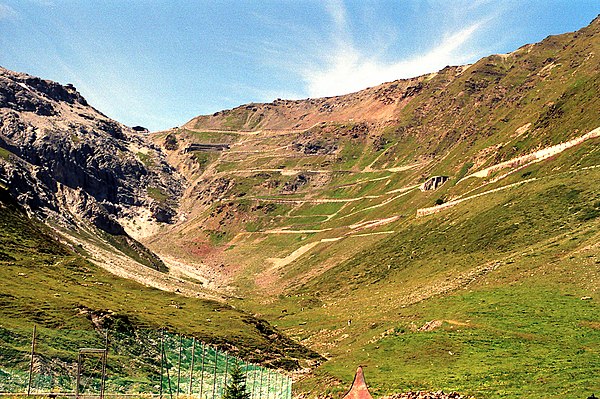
0, 187, 320, 390
146, 16, 600, 398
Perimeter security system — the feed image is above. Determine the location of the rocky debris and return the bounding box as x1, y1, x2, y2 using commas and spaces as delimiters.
346, 122, 370, 139
77, 306, 116, 330
372, 135, 390, 151
293, 139, 338, 155
282, 174, 309, 193
384, 391, 466, 399
263, 178, 281, 190
420, 176, 449, 191
164, 132, 178, 150
464, 61, 508, 95
0, 67, 87, 116
292, 127, 340, 155
150, 200, 177, 223
319, 102, 334, 113
209, 201, 239, 221
375, 82, 424, 105
418, 320, 443, 332
290, 123, 371, 155
0, 82, 56, 116
194, 177, 233, 205
251, 203, 277, 214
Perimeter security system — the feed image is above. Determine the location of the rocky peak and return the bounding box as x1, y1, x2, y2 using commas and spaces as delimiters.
0, 66, 88, 116
0, 67, 183, 237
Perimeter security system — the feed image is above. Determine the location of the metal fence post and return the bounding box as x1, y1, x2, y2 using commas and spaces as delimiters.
27, 325, 36, 396
251, 363, 255, 398
258, 367, 263, 399
199, 343, 206, 399
177, 334, 183, 399
189, 337, 196, 395
75, 352, 82, 399
211, 347, 218, 399
241, 360, 246, 395
251, 364, 257, 399
160, 330, 164, 399
223, 352, 229, 392
165, 335, 174, 399
100, 330, 108, 399
270, 369, 274, 399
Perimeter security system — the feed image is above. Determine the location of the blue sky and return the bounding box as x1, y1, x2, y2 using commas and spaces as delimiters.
1, 1, 598, 131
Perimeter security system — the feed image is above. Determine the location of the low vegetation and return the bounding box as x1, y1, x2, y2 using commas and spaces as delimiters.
2, 14, 599, 399
0, 188, 320, 391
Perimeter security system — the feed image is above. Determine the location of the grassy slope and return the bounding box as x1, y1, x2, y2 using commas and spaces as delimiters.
158, 16, 600, 273
243, 149, 600, 398
0, 187, 319, 384
141, 18, 600, 398
179, 19, 599, 398
0, 15, 595, 398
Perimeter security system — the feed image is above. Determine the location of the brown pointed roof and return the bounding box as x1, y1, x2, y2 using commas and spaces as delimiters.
342, 366, 374, 399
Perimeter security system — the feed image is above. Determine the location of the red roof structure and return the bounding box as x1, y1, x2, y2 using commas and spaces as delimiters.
342, 366, 374, 399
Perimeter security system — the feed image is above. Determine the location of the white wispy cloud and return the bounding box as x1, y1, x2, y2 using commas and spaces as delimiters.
0, 3, 18, 20
325, 0, 350, 42
299, 0, 488, 98
29, 0, 55, 6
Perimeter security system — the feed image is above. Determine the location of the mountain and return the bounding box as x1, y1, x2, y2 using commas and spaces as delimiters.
0, 15, 599, 399
0, 66, 203, 291
147, 16, 600, 398
0, 67, 182, 232
0, 69, 321, 389
0, 185, 318, 360
149, 16, 599, 295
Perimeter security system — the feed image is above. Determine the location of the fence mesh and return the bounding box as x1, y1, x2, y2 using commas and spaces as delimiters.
0, 326, 292, 399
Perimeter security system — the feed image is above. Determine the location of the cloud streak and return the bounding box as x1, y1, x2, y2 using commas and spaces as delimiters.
299, 1, 487, 98
0, 3, 18, 20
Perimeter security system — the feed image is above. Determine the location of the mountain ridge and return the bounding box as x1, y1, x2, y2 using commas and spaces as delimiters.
147, 14, 599, 295
144, 16, 599, 397
185, 14, 600, 134
0, 14, 598, 399
0, 66, 183, 232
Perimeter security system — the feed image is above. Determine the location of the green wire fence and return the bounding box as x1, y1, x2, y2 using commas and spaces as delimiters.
0, 326, 292, 399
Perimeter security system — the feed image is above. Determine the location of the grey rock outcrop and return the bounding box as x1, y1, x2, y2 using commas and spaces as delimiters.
420, 176, 449, 191
0, 66, 183, 235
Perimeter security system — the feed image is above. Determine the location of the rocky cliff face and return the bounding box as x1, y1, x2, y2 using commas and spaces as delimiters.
0, 66, 183, 236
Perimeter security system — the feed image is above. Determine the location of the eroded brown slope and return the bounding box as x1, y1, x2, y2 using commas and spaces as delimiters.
185, 70, 461, 132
